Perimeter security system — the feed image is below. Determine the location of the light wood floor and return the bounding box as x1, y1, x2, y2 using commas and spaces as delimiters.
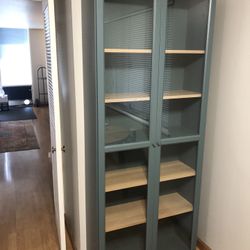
0, 107, 73, 250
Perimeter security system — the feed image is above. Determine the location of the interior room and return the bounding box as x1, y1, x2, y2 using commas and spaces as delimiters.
0, 0, 73, 249
0, 1, 47, 120
0, 0, 249, 250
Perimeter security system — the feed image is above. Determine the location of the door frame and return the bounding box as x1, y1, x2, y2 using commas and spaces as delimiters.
45, 1, 66, 249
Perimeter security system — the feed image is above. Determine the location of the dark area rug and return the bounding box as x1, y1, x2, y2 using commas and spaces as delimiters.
0, 107, 37, 122
0, 120, 40, 153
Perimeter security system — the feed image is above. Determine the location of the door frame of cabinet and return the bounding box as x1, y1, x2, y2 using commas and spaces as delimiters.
146, 0, 170, 249
96, 0, 106, 249
154, 0, 216, 250
95, 0, 166, 249
146, 0, 168, 249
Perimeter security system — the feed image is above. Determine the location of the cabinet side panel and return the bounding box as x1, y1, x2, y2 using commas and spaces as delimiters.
191, 0, 216, 249
82, 1, 99, 249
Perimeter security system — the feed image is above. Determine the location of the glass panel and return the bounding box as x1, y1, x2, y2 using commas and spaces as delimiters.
160, 142, 198, 179
161, 0, 209, 140
161, 97, 202, 139
157, 177, 194, 250
105, 149, 148, 249
106, 225, 147, 250
157, 143, 197, 250
157, 215, 193, 250
104, 0, 153, 146
161, 55, 203, 139
166, 0, 209, 51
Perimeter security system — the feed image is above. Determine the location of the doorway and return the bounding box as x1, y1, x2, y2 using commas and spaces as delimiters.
0, 0, 70, 249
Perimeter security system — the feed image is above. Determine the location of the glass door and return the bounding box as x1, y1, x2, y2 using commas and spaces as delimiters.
104, 0, 154, 147
160, 0, 209, 142
103, 0, 155, 249
157, 0, 210, 249
105, 148, 149, 250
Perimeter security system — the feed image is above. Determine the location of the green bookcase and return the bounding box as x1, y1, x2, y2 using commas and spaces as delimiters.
83, 0, 215, 249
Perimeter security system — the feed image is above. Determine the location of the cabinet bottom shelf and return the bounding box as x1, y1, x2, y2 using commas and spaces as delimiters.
106, 193, 193, 233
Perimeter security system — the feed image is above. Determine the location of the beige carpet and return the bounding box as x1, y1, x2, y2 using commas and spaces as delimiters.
0, 120, 39, 153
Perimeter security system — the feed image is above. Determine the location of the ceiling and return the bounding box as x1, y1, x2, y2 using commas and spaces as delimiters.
0, 0, 44, 29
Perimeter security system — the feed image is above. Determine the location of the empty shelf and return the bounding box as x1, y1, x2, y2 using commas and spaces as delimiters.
106, 165, 147, 192
163, 90, 202, 100
106, 199, 146, 232
165, 50, 205, 55
158, 193, 193, 220
104, 48, 152, 54
160, 160, 195, 182
104, 49, 205, 54
105, 90, 201, 103
105, 160, 195, 192
105, 193, 193, 232
105, 92, 150, 103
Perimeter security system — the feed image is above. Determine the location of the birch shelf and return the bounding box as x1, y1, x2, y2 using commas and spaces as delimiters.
104, 49, 205, 55
105, 90, 201, 103
105, 192, 193, 232
165, 50, 205, 55
105, 160, 195, 192
104, 48, 152, 54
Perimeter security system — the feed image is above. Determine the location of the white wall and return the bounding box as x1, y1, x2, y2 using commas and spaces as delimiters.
198, 1, 250, 249
53, 0, 86, 249
70, 0, 87, 249
29, 29, 46, 103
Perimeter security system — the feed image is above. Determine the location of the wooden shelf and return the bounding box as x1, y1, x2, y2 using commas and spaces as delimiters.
158, 193, 193, 220
160, 160, 195, 182
105, 192, 193, 232
106, 199, 146, 232
104, 48, 152, 54
163, 90, 202, 100
165, 50, 205, 55
105, 90, 201, 103
105, 160, 195, 192
106, 165, 147, 192
105, 92, 149, 103
104, 49, 205, 55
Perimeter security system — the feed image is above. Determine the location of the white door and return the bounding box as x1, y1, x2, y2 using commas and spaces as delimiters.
44, 4, 66, 250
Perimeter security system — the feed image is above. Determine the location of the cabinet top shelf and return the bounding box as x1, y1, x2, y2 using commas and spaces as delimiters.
104, 48, 205, 54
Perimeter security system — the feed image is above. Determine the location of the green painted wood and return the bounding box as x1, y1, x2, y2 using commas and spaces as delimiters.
144, 0, 174, 248
156, 0, 214, 249
191, 0, 216, 249
153, 0, 170, 248
145, 0, 169, 249
96, 0, 106, 249
105, 141, 150, 153
161, 135, 200, 146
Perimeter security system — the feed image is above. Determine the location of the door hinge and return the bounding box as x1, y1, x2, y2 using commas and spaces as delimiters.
152, 142, 161, 148
51, 146, 56, 154
61, 145, 66, 152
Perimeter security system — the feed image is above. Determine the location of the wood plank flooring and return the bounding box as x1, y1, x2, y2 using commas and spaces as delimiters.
0, 107, 72, 250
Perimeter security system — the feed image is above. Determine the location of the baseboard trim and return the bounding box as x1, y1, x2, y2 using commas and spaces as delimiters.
197, 239, 212, 250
